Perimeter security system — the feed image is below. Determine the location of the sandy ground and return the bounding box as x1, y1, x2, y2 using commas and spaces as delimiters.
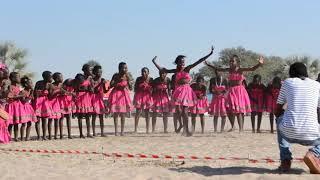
0, 115, 319, 180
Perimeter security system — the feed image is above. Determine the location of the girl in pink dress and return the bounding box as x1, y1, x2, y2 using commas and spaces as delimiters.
59, 78, 76, 139
75, 64, 94, 138
20, 76, 37, 141
170, 73, 183, 133
190, 75, 208, 134
205, 55, 264, 132
151, 69, 171, 133
265, 76, 281, 133
0, 66, 10, 143
247, 74, 266, 133
152, 46, 214, 136
34, 71, 53, 140
6, 72, 24, 141
133, 67, 153, 133
92, 65, 107, 137
109, 62, 133, 136
209, 71, 228, 133
48, 72, 64, 140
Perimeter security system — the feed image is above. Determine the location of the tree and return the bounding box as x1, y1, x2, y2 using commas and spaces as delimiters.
284, 56, 320, 79
0, 41, 33, 77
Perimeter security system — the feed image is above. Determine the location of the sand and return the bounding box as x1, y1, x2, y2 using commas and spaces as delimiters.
0, 115, 319, 180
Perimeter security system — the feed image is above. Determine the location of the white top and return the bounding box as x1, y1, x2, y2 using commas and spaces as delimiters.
277, 78, 320, 141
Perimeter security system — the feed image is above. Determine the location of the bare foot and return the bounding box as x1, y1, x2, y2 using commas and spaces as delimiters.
87, 135, 94, 138
68, 136, 73, 139
101, 134, 107, 137
80, 135, 86, 139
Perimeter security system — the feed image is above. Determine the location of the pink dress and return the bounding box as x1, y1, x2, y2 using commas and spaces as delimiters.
210, 85, 227, 116
249, 84, 265, 113
59, 86, 75, 115
108, 80, 132, 113
34, 89, 53, 118
133, 79, 153, 110
0, 116, 10, 143
190, 85, 209, 114
225, 72, 251, 113
20, 90, 37, 123
172, 71, 197, 107
49, 87, 63, 119
266, 86, 280, 113
152, 79, 170, 113
76, 80, 93, 114
5, 85, 24, 125
92, 80, 106, 114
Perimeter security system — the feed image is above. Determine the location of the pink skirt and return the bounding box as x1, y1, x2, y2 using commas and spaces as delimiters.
209, 95, 227, 116
59, 95, 75, 115
92, 93, 106, 115
152, 91, 170, 113
21, 102, 37, 123
133, 91, 153, 110
172, 84, 197, 107
6, 101, 23, 125
50, 97, 62, 119
225, 85, 251, 114
76, 92, 93, 114
109, 89, 132, 113
34, 96, 53, 118
250, 92, 264, 113
0, 118, 10, 144
190, 97, 209, 114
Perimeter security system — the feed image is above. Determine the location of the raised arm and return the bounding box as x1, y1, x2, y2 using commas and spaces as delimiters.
204, 61, 229, 72
186, 46, 214, 70
152, 56, 176, 74
240, 56, 264, 72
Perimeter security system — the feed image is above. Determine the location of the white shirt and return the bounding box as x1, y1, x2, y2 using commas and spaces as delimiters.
277, 78, 320, 141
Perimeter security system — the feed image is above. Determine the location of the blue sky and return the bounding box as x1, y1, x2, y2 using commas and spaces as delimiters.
0, 0, 319, 80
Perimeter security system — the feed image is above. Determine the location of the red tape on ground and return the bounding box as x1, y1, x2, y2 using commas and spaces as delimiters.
0, 148, 304, 164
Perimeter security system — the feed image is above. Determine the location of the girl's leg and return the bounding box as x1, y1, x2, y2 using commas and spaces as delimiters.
134, 109, 142, 133
257, 112, 263, 133
200, 114, 205, 134
99, 114, 105, 137
227, 114, 235, 132
35, 118, 40, 140
113, 113, 119, 136
65, 114, 72, 139
78, 114, 85, 138
213, 116, 218, 133
20, 123, 26, 141
13, 124, 19, 141
221, 116, 226, 132
26, 122, 32, 141
41, 118, 47, 140
163, 112, 168, 133
92, 114, 97, 136
251, 112, 256, 133
152, 112, 157, 133
8, 124, 12, 137
182, 106, 191, 136
54, 119, 59, 139
86, 114, 93, 138
145, 109, 150, 134
269, 113, 274, 133
59, 117, 64, 139
191, 114, 196, 133
48, 118, 53, 140
120, 113, 125, 136
236, 113, 244, 132
173, 112, 178, 132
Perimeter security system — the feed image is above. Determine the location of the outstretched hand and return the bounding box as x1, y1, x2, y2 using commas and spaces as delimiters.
258, 56, 264, 64
210, 46, 214, 54
152, 56, 157, 63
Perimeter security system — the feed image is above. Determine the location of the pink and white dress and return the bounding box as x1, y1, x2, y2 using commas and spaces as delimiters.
133, 79, 153, 110
249, 84, 265, 113
190, 84, 209, 114
266, 85, 280, 113
152, 79, 170, 113
108, 80, 132, 113
171, 71, 197, 107
92, 80, 107, 114
209, 83, 227, 116
76, 80, 94, 114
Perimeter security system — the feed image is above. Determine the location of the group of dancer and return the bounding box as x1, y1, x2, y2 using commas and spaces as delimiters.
0, 46, 289, 144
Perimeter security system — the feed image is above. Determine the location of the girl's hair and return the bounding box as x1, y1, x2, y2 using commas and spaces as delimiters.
9, 72, 19, 81
253, 74, 262, 81
174, 55, 186, 65
289, 62, 308, 79
141, 67, 149, 73
52, 72, 62, 81
21, 76, 30, 88
75, 73, 85, 83
82, 63, 91, 72
42, 71, 52, 79
93, 65, 102, 73
118, 62, 127, 71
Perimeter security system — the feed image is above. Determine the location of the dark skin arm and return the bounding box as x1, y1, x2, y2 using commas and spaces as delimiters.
134, 77, 140, 92
275, 104, 285, 118
204, 61, 230, 72
239, 56, 264, 72
185, 46, 214, 71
